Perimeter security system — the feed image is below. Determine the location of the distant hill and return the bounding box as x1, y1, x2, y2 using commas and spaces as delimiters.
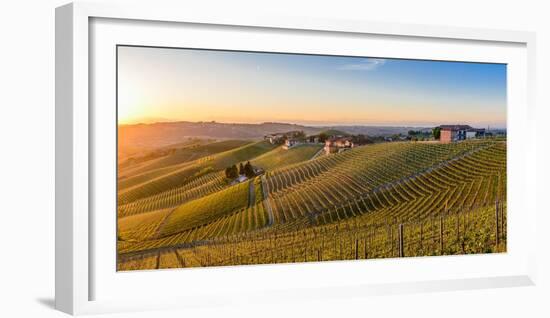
118, 121, 322, 151
118, 121, 431, 153
328, 125, 432, 136
318, 129, 350, 136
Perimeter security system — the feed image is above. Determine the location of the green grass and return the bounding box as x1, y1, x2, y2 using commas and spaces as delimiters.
208, 140, 277, 169
252, 144, 322, 171
118, 138, 205, 171
117, 171, 226, 217
118, 141, 277, 205
121, 139, 252, 179
118, 161, 196, 192
158, 181, 251, 236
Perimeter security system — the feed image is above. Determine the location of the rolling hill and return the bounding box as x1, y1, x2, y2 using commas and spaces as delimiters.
251, 144, 323, 171
119, 139, 252, 179
117, 139, 507, 268
117, 141, 277, 206
118, 121, 432, 158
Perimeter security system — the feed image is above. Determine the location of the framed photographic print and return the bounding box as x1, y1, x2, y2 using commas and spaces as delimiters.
116, 45, 508, 270
56, 2, 537, 315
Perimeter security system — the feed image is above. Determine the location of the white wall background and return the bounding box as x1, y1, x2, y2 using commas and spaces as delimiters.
0, 0, 547, 317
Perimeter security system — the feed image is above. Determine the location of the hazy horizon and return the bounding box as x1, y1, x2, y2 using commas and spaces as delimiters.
118, 119, 506, 130
118, 46, 507, 128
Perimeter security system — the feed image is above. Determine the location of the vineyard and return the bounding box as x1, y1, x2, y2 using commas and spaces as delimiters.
251, 144, 323, 171
117, 139, 507, 270
117, 141, 277, 206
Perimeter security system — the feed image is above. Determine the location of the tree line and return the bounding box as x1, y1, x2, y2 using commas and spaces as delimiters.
406, 127, 441, 141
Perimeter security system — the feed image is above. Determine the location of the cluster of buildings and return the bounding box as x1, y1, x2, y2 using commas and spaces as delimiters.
264, 131, 319, 150
283, 138, 303, 149
439, 125, 486, 143
263, 124, 490, 159
282, 136, 323, 150
323, 136, 354, 154
265, 130, 356, 154
264, 131, 304, 145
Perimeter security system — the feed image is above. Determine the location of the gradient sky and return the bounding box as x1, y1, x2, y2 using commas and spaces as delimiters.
117, 46, 507, 128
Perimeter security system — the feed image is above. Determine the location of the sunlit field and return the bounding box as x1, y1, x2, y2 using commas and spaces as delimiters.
117, 137, 506, 270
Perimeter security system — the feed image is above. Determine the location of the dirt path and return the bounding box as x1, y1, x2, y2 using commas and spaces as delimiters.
260, 175, 274, 226
248, 180, 255, 208
310, 146, 325, 160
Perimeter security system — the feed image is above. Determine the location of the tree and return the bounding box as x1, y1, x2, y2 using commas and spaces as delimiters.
225, 167, 232, 179
244, 161, 255, 178
352, 134, 370, 145
408, 130, 417, 136
432, 127, 441, 140
318, 133, 328, 143
225, 165, 239, 179
239, 162, 245, 175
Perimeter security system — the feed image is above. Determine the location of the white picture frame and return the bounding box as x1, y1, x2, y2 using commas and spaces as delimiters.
55, 1, 537, 315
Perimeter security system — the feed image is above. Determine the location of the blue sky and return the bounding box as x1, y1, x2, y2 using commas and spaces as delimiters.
118, 46, 507, 128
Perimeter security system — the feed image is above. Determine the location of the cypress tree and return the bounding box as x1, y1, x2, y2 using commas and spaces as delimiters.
244, 161, 255, 178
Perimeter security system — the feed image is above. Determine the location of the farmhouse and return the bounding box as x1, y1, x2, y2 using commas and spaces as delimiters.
324, 136, 354, 154
283, 138, 303, 150
264, 133, 286, 144
229, 166, 264, 185
252, 166, 265, 176
439, 125, 486, 143
264, 130, 305, 144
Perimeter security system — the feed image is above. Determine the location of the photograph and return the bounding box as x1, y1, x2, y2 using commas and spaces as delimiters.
116, 46, 507, 271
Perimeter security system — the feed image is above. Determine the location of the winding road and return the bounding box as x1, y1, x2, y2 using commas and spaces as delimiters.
247, 179, 255, 208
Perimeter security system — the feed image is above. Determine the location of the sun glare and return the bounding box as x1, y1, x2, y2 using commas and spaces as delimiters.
118, 88, 148, 124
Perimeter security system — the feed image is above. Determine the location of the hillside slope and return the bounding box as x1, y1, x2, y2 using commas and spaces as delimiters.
117, 140, 506, 261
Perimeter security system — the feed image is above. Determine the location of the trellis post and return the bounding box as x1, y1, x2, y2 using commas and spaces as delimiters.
398, 224, 404, 257
419, 222, 423, 250
355, 238, 359, 260
439, 217, 444, 253
495, 199, 500, 247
